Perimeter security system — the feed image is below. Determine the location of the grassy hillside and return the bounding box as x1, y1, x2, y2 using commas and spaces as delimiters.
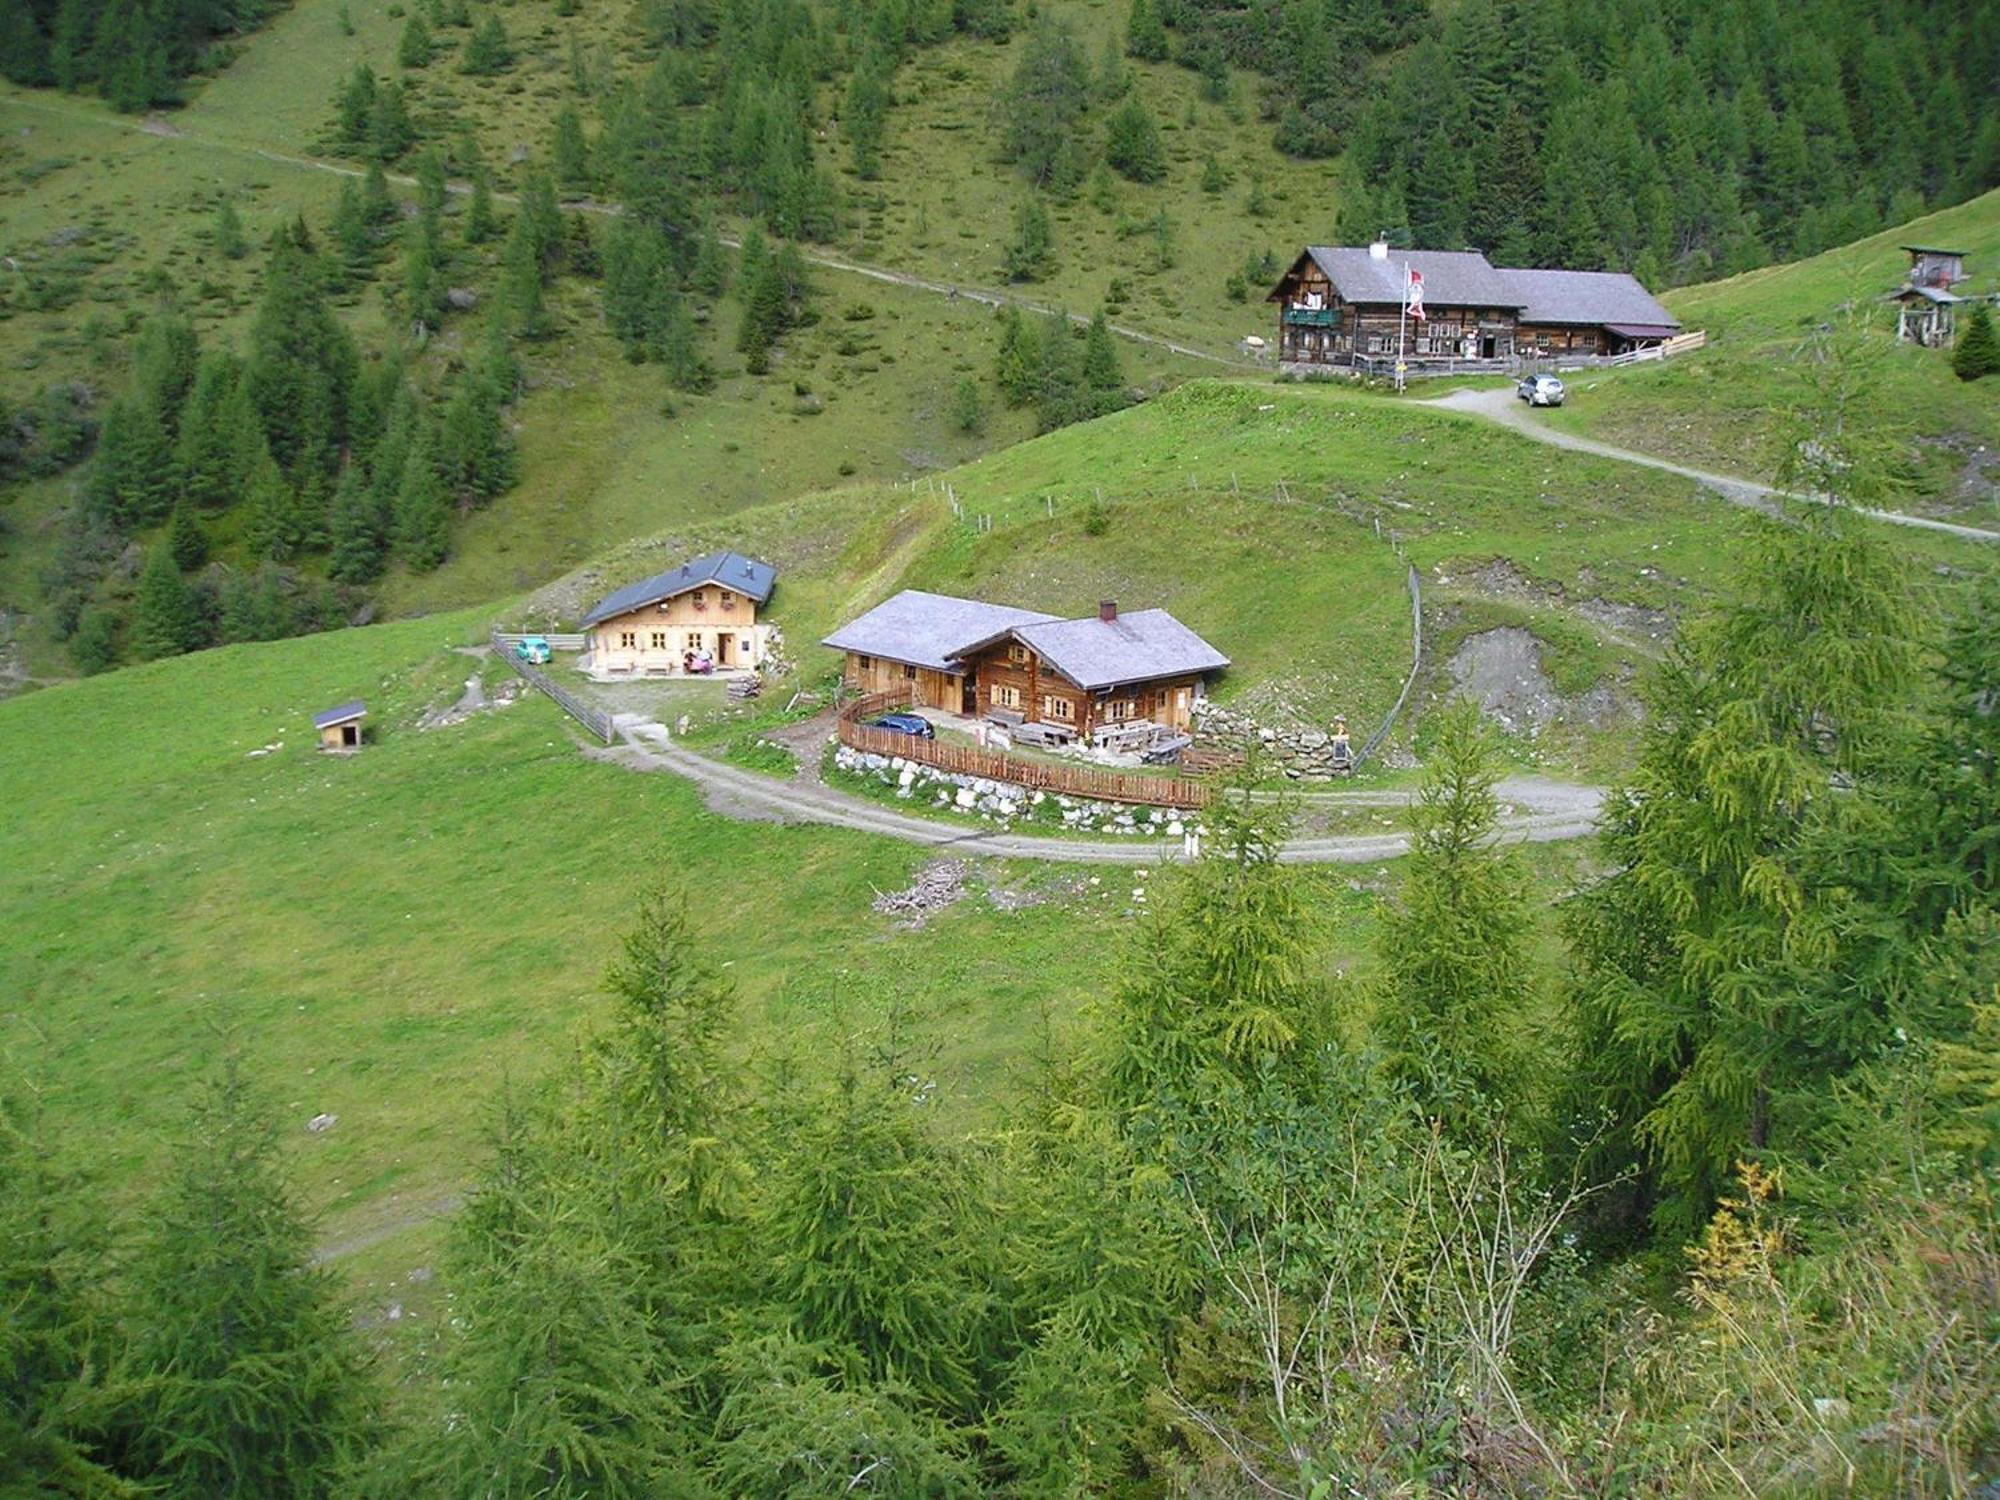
0, 594, 1418, 1318
507, 376, 1998, 781
1545, 190, 2000, 521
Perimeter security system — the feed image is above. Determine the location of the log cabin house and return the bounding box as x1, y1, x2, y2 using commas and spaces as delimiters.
825, 591, 1228, 737
823, 591, 1060, 715
1268, 243, 1680, 371
581, 551, 776, 679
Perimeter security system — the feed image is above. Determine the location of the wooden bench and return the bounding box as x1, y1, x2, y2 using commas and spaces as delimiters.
985, 706, 1026, 730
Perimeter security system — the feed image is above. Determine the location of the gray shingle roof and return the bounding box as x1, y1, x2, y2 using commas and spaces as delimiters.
312, 701, 367, 730
1501, 268, 1680, 329
1009, 610, 1230, 691
581, 551, 776, 627
822, 591, 1060, 674
1304, 247, 1522, 309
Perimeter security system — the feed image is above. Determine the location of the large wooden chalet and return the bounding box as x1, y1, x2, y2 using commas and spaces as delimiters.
1268, 243, 1680, 371
824, 591, 1228, 737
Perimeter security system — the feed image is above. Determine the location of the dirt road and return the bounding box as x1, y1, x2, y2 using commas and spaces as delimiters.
609, 718, 1604, 865
1426, 387, 2000, 544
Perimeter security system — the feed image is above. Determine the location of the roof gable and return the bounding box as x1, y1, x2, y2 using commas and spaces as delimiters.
1302, 247, 1522, 309
582, 551, 777, 626
822, 591, 1061, 674
1003, 609, 1230, 691
313, 701, 367, 729
1500, 267, 1679, 329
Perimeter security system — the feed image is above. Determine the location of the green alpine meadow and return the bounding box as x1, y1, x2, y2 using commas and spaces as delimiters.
2, 0, 1997, 1492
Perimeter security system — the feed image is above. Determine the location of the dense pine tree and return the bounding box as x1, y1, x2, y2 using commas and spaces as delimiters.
1103, 96, 1165, 183
103, 1060, 377, 1493
1124, 0, 1166, 62
394, 426, 450, 570
1375, 703, 1534, 1133
132, 543, 203, 659
1954, 305, 1999, 381
0, 1095, 124, 1496
245, 227, 357, 477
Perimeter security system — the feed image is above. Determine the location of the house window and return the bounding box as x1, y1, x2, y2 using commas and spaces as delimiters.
720, 590, 735, 610
685, 633, 702, 652
1007, 644, 1029, 665
650, 631, 668, 651
1368, 334, 1384, 353
618, 631, 636, 650
1106, 697, 1135, 721
857, 654, 873, 671
903, 664, 917, 680
993, 684, 1022, 709
1041, 695, 1075, 722
692, 590, 707, 609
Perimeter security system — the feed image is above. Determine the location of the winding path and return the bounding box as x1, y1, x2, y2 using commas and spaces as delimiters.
606, 718, 1604, 865
1425, 388, 2000, 544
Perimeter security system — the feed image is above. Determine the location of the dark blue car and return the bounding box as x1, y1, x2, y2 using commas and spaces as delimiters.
871, 712, 935, 739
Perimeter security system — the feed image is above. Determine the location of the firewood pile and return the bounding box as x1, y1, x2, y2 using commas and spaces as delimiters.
871, 859, 969, 927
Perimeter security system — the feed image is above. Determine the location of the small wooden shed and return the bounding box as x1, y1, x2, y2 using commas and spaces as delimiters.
314, 701, 367, 752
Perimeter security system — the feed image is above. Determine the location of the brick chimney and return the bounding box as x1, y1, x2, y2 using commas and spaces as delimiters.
1098, 599, 1118, 622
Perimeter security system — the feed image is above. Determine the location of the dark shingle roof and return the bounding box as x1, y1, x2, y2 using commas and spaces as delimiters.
1003, 610, 1230, 691
822, 591, 1060, 674
582, 551, 776, 626
1501, 268, 1680, 329
1901, 245, 1968, 256
1303, 247, 1522, 308
313, 701, 367, 730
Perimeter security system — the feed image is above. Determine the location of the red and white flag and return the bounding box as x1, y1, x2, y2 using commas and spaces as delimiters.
1405, 267, 1426, 322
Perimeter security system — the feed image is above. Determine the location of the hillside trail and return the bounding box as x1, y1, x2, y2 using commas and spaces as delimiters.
0, 88, 1255, 370
1425, 387, 2000, 544
602, 716, 1604, 864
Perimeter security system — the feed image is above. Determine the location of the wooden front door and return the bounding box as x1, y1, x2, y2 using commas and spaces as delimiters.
716, 634, 732, 666
961, 673, 977, 714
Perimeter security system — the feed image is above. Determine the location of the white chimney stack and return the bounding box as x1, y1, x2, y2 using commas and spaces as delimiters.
1368, 239, 1390, 261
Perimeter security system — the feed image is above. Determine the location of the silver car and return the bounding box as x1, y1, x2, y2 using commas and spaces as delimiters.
1518, 374, 1565, 407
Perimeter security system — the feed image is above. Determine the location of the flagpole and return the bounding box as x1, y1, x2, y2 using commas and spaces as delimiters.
1396, 260, 1407, 393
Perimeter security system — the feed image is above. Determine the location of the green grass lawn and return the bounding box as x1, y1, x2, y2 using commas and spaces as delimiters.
0, 605, 1409, 1333
1543, 189, 2000, 521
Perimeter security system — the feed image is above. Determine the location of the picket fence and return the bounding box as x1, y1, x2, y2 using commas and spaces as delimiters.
837, 690, 1208, 810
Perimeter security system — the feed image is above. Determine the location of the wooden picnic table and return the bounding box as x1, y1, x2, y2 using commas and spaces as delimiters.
1013, 719, 1076, 748
1091, 719, 1158, 753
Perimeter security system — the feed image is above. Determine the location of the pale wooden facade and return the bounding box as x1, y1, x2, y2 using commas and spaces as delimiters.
841, 651, 969, 714
588, 585, 768, 677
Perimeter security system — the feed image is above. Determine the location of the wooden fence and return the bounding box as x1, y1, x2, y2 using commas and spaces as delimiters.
1353, 564, 1423, 768
489, 631, 615, 744
1294, 329, 1707, 382
837, 689, 1208, 810
494, 631, 589, 651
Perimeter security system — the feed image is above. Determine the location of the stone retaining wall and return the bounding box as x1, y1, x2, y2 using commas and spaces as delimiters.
1190, 700, 1354, 781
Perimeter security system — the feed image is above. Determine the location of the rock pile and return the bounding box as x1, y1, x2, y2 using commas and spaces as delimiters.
1190, 701, 1356, 781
